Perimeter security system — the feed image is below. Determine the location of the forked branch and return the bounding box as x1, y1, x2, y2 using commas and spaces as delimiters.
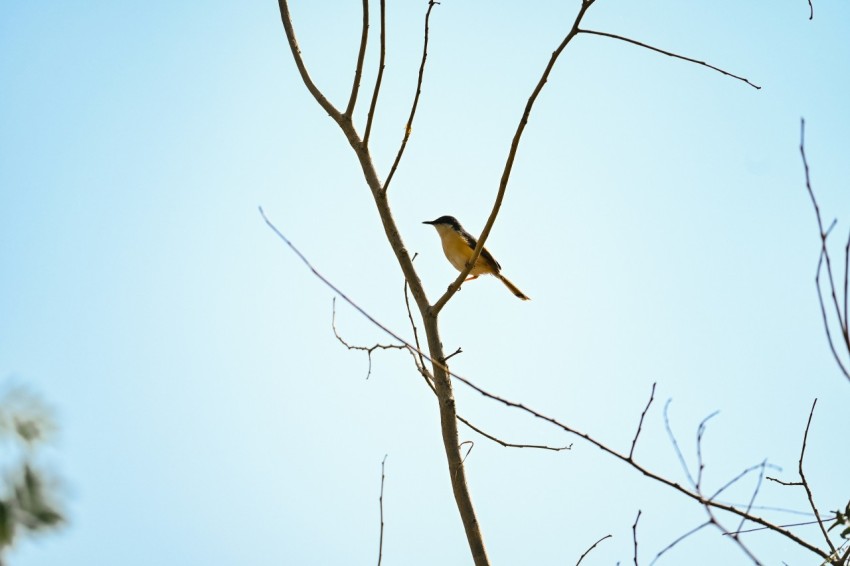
800, 118, 850, 382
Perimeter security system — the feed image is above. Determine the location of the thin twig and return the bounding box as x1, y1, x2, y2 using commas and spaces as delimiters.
377, 455, 387, 566
578, 29, 760, 90
807, 0, 814, 20
815, 254, 850, 377
733, 460, 769, 540
459, 440, 474, 467
345, 0, 370, 117
710, 462, 780, 502
457, 415, 571, 452
701, 505, 764, 565
728, 518, 829, 536
695, 411, 720, 490
629, 383, 656, 459
767, 476, 803, 487
403, 254, 427, 371
364, 0, 387, 145
383, 0, 439, 193
663, 400, 696, 488
798, 399, 836, 555
632, 510, 642, 566
844, 228, 849, 339
332, 298, 408, 379
431, 0, 598, 315
261, 207, 415, 355
801, 118, 850, 381
444, 347, 463, 362
575, 534, 612, 566
650, 521, 711, 565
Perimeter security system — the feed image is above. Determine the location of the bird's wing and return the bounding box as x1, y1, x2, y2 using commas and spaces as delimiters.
460, 229, 501, 272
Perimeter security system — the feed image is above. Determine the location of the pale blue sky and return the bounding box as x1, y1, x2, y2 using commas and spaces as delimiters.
2, 1, 849, 565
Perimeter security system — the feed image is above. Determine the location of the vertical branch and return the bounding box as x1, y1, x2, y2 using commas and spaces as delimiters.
383, 0, 438, 193
376, 455, 387, 566
364, 0, 387, 146
276, 3, 490, 563
801, 118, 850, 381
432, 0, 597, 314
632, 510, 642, 566
844, 229, 849, 342
345, 0, 371, 118
798, 399, 837, 556
629, 383, 656, 459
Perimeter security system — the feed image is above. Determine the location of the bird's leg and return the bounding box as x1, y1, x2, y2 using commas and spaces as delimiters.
464, 275, 479, 282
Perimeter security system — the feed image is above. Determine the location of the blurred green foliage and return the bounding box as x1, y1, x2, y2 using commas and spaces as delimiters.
0, 383, 64, 561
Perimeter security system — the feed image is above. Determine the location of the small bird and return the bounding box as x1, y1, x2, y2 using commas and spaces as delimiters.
423, 215, 530, 301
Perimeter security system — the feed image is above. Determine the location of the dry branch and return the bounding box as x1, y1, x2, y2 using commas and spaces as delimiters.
578, 29, 760, 89
575, 533, 612, 566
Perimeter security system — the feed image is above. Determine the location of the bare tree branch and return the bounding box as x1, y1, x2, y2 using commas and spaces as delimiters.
402, 257, 428, 372
650, 521, 711, 565
383, 0, 438, 193
262, 208, 831, 561
798, 399, 837, 556
695, 411, 720, 490
767, 476, 803, 487
457, 415, 571, 452
261, 207, 415, 350
733, 460, 769, 543
377, 455, 387, 566
444, 347, 463, 362
277, 0, 344, 122
663, 400, 697, 488
345, 0, 370, 118
729, 518, 825, 536
331, 298, 408, 379
448, 373, 831, 560
364, 0, 387, 146
808, 0, 814, 20
575, 533, 612, 566
630, 383, 656, 459
432, 0, 597, 314
801, 118, 850, 382
632, 510, 642, 566
710, 462, 779, 502
578, 29, 761, 89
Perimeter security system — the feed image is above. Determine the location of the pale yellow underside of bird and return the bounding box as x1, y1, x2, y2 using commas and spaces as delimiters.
430, 222, 530, 300
433, 224, 496, 275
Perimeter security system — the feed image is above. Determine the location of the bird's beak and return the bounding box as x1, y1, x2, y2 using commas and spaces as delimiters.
423, 219, 436, 225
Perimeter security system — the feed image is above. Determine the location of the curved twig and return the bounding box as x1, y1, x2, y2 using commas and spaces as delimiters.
578, 29, 760, 90
575, 534, 612, 566
277, 0, 344, 122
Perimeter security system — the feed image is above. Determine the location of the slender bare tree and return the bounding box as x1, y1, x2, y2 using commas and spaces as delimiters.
271, 2, 847, 564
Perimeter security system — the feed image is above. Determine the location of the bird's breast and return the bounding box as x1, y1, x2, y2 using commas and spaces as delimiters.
439, 231, 493, 275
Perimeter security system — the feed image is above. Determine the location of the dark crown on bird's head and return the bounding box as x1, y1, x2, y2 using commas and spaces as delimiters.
423, 215, 462, 230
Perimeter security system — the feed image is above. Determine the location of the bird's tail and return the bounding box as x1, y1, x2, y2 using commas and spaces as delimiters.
496, 273, 531, 301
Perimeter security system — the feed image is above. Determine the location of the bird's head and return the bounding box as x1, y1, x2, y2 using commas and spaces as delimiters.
423, 215, 462, 231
